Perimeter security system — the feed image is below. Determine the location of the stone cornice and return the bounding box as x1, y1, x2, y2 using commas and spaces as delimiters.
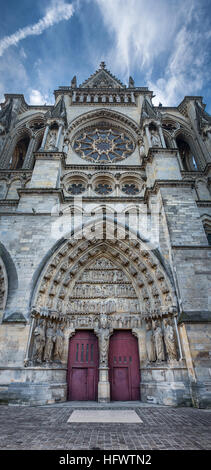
171, 245, 211, 249
178, 310, 211, 323
144, 179, 194, 201
0, 200, 18, 206
196, 201, 211, 207
0, 211, 55, 216
64, 163, 146, 171
34, 151, 65, 163
0, 169, 32, 175
178, 96, 204, 114
1, 94, 53, 111
70, 101, 137, 107
17, 188, 64, 202
63, 196, 145, 203
54, 86, 152, 98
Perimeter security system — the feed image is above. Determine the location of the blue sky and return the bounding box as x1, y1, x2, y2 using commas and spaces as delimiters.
0, 0, 211, 112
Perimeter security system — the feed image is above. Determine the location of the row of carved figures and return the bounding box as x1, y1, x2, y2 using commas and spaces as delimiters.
32, 319, 65, 364
81, 270, 128, 282
146, 317, 178, 362
71, 283, 136, 298
66, 298, 140, 314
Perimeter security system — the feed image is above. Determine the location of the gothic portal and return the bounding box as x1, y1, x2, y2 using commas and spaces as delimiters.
0, 63, 211, 407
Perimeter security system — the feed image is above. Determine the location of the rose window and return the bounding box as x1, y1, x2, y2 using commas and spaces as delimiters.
73, 128, 134, 163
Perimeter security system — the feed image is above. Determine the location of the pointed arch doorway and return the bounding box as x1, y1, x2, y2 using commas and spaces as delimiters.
109, 331, 140, 401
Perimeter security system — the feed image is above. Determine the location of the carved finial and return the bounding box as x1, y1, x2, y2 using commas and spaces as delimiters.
129, 76, 135, 87
100, 61, 106, 69
71, 75, 77, 88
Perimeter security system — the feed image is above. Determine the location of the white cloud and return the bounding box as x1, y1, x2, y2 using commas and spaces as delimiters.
149, 24, 209, 106
28, 89, 48, 105
95, 0, 189, 79
0, 51, 29, 102
0, 0, 75, 57
95, 0, 210, 106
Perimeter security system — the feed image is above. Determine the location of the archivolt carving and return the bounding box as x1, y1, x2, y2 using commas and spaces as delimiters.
0, 258, 8, 314
66, 108, 141, 140
33, 229, 176, 318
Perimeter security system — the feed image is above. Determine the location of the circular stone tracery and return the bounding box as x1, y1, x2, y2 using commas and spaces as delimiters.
73, 128, 135, 163
67, 183, 86, 195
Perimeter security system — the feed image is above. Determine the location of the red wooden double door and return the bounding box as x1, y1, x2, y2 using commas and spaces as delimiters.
67, 330, 140, 401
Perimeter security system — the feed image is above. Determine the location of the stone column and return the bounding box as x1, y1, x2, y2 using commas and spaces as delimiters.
158, 125, 166, 148
178, 323, 196, 382
40, 125, 49, 150
132, 327, 147, 364
132, 327, 147, 402
98, 365, 110, 403
124, 94, 129, 103
22, 136, 35, 169
187, 100, 211, 165
173, 316, 183, 360
145, 124, 152, 148
131, 92, 135, 103
96, 318, 111, 403
56, 124, 63, 150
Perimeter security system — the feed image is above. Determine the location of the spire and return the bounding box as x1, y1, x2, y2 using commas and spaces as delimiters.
46, 95, 67, 125
0, 98, 13, 132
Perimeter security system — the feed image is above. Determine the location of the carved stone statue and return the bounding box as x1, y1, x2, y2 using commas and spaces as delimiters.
63, 139, 69, 154
153, 320, 165, 361
43, 321, 56, 362
145, 320, 156, 362
46, 130, 57, 150
138, 139, 145, 158
33, 319, 46, 363
151, 129, 161, 147
54, 324, 65, 362
98, 313, 110, 366
163, 318, 177, 361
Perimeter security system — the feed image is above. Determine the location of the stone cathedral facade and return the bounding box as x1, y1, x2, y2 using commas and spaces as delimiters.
0, 63, 211, 407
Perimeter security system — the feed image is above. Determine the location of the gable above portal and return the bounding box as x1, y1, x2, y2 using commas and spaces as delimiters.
80, 62, 126, 89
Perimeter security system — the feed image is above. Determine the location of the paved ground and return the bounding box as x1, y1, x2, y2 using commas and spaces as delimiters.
0, 402, 210, 450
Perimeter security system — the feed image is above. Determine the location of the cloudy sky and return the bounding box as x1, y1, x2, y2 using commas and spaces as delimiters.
0, 0, 211, 111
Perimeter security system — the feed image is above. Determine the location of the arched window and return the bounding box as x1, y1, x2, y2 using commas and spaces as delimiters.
10, 136, 30, 169
176, 136, 198, 171
202, 217, 211, 246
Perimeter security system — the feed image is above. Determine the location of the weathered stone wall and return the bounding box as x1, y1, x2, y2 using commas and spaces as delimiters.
0, 324, 29, 365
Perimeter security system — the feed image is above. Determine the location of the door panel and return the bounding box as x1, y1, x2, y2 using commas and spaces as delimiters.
67, 331, 99, 401
109, 330, 140, 401
71, 368, 87, 401
113, 367, 130, 401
